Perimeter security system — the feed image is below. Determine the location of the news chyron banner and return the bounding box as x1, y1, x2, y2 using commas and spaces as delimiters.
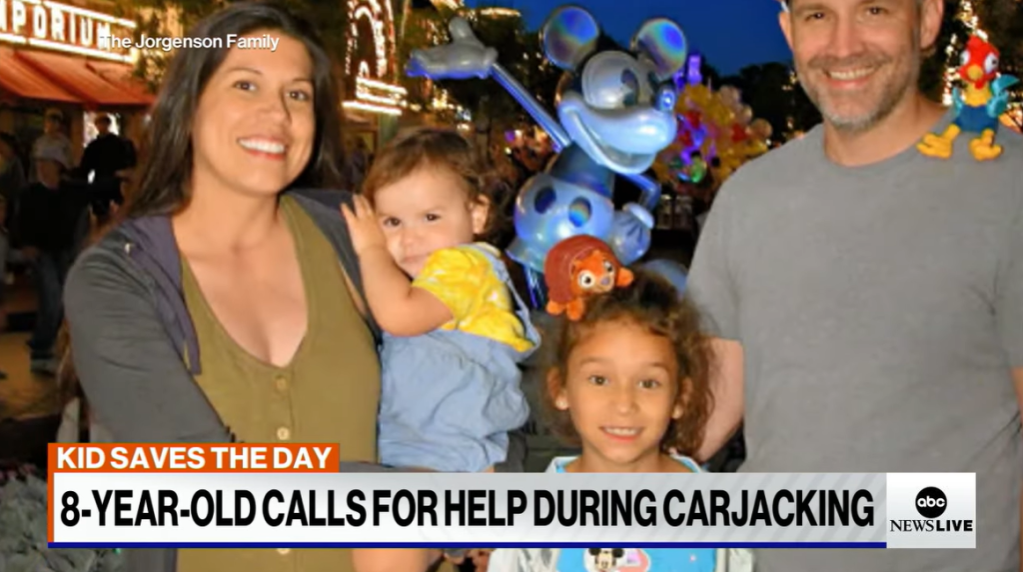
47, 444, 975, 549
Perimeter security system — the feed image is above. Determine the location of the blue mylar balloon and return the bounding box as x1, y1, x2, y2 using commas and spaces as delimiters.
541, 6, 600, 71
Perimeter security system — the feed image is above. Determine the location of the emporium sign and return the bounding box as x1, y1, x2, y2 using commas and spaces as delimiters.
0, 0, 135, 62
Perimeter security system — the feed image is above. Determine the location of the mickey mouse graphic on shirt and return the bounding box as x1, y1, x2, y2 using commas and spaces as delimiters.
584, 548, 651, 572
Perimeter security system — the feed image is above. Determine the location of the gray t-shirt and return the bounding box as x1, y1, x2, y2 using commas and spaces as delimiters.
687, 113, 1023, 572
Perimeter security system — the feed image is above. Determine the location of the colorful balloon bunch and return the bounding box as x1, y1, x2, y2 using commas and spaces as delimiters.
653, 82, 772, 188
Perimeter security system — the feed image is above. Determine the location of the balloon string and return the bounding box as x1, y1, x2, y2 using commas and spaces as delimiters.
524, 266, 546, 310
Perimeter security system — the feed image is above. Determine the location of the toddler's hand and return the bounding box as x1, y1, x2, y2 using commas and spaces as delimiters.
341, 195, 387, 256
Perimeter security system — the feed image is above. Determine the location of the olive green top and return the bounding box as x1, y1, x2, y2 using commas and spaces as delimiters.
178, 196, 380, 572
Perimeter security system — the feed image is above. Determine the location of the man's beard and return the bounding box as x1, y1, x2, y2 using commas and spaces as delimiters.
796, 46, 920, 133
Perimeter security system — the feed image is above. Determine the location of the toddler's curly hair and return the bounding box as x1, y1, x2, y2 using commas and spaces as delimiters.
360, 127, 511, 243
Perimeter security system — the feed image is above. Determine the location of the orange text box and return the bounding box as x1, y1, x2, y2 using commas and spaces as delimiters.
47, 444, 341, 474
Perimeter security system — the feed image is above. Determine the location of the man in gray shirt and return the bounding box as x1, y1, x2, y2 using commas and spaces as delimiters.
687, 0, 1022, 570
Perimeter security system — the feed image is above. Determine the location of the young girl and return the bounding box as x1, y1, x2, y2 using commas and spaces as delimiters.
343, 127, 538, 475
344, 127, 539, 572
487, 270, 753, 572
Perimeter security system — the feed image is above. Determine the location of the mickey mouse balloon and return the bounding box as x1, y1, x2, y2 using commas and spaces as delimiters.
407, 6, 687, 277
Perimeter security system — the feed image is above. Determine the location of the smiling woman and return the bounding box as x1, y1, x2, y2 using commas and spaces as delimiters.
58, 3, 438, 572
128, 7, 342, 216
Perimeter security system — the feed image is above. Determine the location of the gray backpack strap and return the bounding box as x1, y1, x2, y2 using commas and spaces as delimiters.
287, 189, 382, 345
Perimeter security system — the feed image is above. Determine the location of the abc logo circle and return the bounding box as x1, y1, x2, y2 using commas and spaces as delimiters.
915, 487, 947, 518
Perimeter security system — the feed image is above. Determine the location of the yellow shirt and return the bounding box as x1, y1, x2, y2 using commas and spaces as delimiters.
412, 243, 533, 353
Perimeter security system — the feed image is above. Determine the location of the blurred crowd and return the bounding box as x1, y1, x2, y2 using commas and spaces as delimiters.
0, 108, 136, 379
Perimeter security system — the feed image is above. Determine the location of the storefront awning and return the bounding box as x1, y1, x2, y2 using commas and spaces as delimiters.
342, 107, 377, 126
17, 50, 150, 107
0, 47, 80, 103
87, 61, 156, 107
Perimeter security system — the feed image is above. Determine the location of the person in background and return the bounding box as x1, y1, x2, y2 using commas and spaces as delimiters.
16, 145, 91, 375
507, 145, 537, 188
0, 133, 26, 367
31, 109, 74, 182
0, 195, 8, 380
687, 0, 1023, 570
78, 113, 137, 220
0, 132, 27, 227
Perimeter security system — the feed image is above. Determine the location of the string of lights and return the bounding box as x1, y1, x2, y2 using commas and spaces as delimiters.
343, 0, 406, 116
942, 0, 982, 105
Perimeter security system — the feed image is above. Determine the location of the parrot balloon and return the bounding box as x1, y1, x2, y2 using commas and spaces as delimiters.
918, 35, 1020, 161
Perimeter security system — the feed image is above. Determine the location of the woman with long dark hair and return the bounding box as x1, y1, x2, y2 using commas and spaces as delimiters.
63, 3, 412, 571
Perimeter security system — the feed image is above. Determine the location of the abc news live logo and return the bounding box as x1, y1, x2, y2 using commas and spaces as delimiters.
888, 486, 974, 533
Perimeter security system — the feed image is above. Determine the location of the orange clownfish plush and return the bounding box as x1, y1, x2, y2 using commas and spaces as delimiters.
544, 235, 634, 321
